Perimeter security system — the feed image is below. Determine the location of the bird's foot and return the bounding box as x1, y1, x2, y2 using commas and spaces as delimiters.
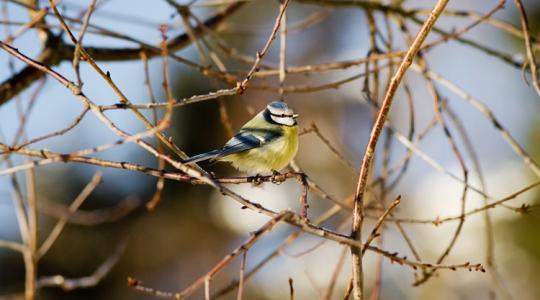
271, 170, 286, 184
248, 174, 264, 186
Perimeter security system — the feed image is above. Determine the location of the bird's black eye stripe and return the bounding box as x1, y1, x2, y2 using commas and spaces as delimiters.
270, 112, 293, 118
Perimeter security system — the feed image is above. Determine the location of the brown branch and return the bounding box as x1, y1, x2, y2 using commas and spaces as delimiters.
323, 246, 348, 300
237, 0, 290, 93
37, 241, 126, 291
278, 2, 288, 98
0, 1, 245, 106
140, 50, 166, 211
413, 66, 540, 176
362, 196, 401, 255
61, 1, 245, 61
2, 142, 491, 278
72, 0, 97, 87
3, 7, 48, 44
0, 239, 26, 253
299, 173, 309, 219
0, 36, 62, 106
236, 251, 247, 300
211, 192, 351, 299
130, 211, 293, 299
47, 0, 185, 164
513, 0, 540, 97
289, 278, 295, 300
37, 172, 102, 258
309, 122, 356, 172
38, 197, 141, 226
3, 107, 89, 155
127, 277, 175, 299
2, 2, 520, 298
297, 0, 520, 70
350, 1, 449, 298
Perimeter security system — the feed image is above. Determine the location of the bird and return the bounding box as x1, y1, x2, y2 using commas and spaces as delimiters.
183, 101, 299, 174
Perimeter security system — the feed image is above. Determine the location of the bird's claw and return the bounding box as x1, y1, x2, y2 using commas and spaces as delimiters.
271, 170, 286, 184
248, 174, 264, 186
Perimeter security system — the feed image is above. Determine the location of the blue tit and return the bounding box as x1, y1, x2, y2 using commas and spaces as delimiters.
183, 101, 299, 174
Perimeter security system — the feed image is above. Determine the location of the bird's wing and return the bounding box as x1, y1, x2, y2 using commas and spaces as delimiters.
218, 128, 282, 157
183, 128, 282, 164
182, 149, 222, 164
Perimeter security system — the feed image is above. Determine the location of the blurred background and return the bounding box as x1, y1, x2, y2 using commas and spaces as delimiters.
1, 0, 540, 299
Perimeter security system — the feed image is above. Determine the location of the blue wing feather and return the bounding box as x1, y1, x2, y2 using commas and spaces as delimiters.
182, 149, 223, 164
183, 128, 282, 164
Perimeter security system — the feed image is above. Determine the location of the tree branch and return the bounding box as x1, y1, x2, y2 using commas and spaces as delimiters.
0, 1, 245, 106
350, 1, 449, 299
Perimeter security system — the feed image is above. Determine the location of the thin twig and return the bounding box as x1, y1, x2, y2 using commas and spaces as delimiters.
37, 241, 126, 291
513, 0, 540, 97
412, 65, 540, 177
237, 0, 290, 93
38, 196, 141, 226
289, 277, 295, 300
323, 246, 348, 300
154, 211, 292, 299
362, 196, 401, 255
3, 7, 48, 44
37, 172, 102, 258
279, 2, 287, 98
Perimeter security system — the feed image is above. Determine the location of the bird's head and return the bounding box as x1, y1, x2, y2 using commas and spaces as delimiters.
264, 101, 299, 126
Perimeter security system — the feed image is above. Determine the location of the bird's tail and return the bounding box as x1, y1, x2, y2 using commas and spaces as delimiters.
182, 149, 223, 164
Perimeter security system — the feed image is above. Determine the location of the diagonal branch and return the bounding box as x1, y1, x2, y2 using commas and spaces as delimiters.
350, 1, 449, 299
0, 1, 245, 106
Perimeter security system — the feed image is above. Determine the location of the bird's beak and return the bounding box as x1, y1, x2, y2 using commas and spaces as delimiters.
292, 113, 299, 119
